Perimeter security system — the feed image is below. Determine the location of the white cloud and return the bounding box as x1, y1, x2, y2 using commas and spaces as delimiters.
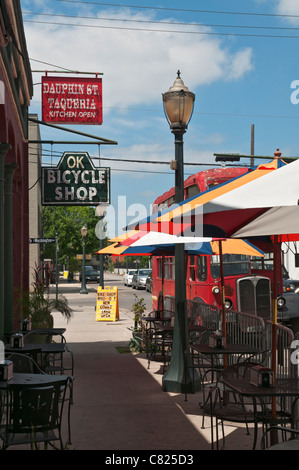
275, 0, 299, 23
23, 9, 254, 109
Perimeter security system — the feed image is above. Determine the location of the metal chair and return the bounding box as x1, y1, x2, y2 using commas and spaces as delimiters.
0, 376, 72, 450
24, 329, 74, 377
145, 321, 172, 371
207, 361, 265, 450
261, 425, 299, 450
207, 360, 293, 450
4, 352, 73, 445
5, 352, 44, 374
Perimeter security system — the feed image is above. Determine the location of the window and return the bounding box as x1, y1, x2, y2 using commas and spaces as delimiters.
210, 254, 250, 278
168, 196, 175, 206
186, 184, 200, 199
251, 253, 273, 271
197, 256, 207, 282
170, 257, 175, 280
164, 257, 175, 280
157, 258, 163, 278
189, 255, 196, 281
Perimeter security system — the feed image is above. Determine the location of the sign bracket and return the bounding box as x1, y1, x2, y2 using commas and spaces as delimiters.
28, 117, 118, 146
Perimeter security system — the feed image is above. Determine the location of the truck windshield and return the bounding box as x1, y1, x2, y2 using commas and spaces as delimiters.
210, 254, 250, 278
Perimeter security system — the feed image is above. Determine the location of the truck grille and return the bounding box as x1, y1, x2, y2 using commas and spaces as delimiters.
237, 276, 271, 320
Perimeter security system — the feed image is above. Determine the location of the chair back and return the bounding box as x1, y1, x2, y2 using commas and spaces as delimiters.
5, 352, 43, 374
3, 377, 70, 444
24, 329, 65, 345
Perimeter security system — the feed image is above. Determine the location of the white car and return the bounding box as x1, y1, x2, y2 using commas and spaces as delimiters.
124, 269, 137, 286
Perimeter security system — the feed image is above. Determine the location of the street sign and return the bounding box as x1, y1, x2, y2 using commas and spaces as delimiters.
42, 152, 110, 206
29, 238, 56, 244
95, 286, 119, 322
76, 254, 92, 260
41, 76, 103, 125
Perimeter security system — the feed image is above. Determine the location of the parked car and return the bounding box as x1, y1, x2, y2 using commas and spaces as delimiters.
80, 266, 99, 283
146, 272, 152, 292
132, 269, 152, 290
124, 269, 137, 287
283, 277, 299, 294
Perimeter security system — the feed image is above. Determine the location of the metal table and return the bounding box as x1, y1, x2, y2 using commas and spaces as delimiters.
5, 343, 66, 371
189, 343, 261, 368
222, 377, 299, 449
0, 372, 70, 389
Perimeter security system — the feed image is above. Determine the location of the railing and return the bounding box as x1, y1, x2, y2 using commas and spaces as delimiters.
265, 321, 296, 378
226, 309, 266, 352
166, 296, 297, 373
187, 301, 220, 331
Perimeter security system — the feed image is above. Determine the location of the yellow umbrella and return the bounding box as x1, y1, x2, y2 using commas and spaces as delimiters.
95, 243, 128, 256
211, 239, 264, 257
108, 231, 139, 243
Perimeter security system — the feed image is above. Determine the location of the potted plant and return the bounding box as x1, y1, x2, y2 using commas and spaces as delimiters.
18, 264, 73, 329
132, 294, 146, 330
128, 294, 147, 352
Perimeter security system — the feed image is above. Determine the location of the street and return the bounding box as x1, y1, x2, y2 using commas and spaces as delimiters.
51, 272, 153, 314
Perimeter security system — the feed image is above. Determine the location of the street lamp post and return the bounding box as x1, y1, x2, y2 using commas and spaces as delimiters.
80, 225, 88, 295
162, 71, 198, 393
95, 205, 107, 289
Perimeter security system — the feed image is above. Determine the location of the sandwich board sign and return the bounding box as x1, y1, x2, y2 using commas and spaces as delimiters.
42, 151, 110, 206
95, 286, 119, 322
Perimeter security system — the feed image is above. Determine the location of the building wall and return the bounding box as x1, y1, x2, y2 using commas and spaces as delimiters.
28, 114, 42, 286
0, 0, 33, 337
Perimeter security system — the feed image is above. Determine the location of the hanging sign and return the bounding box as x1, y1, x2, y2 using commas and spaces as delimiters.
95, 286, 119, 322
41, 76, 103, 125
42, 151, 110, 205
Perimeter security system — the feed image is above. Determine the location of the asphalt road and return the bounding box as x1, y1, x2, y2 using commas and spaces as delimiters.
54, 272, 153, 313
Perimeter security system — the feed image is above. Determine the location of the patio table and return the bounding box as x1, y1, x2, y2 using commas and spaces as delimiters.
221, 376, 299, 449
0, 372, 70, 389
184, 343, 263, 400
5, 342, 66, 371
189, 343, 261, 368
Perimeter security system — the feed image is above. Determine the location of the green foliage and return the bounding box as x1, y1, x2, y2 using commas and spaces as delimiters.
41, 206, 107, 268
132, 294, 146, 329
18, 265, 73, 327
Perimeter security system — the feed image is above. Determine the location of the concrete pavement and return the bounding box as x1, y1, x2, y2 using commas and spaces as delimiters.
48, 273, 258, 452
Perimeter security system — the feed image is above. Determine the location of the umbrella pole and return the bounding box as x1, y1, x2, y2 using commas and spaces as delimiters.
219, 240, 227, 368
161, 254, 165, 319
271, 235, 278, 445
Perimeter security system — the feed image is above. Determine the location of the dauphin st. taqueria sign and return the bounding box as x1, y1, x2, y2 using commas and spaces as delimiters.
41, 76, 103, 125
42, 152, 110, 206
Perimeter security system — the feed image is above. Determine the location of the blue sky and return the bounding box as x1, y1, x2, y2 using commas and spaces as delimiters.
20, 0, 299, 236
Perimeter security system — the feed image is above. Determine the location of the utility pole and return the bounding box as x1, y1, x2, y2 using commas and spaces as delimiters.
251, 124, 255, 166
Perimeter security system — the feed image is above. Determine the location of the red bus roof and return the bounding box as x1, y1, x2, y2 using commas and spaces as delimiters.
153, 167, 249, 207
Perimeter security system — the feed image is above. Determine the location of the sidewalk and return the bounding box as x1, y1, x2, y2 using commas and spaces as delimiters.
49, 273, 257, 451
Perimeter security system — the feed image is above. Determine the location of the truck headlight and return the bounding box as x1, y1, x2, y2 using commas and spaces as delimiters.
224, 298, 233, 310
277, 297, 286, 309
212, 286, 220, 294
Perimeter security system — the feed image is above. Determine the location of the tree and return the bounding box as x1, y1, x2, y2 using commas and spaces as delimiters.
41, 206, 107, 269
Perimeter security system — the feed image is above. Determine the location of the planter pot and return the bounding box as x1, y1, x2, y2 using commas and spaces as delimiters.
28, 313, 54, 343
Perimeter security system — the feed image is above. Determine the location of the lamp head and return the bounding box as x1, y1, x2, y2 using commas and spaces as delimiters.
162, 70, 195, 131
81, 225, 88, 237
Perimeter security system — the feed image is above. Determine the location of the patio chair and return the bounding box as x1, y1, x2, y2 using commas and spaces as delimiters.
0, 376, 72, 450
145, 321, 172, 371
207, 360, 293, 450
261, 425, 299, 450
5, 352, 44, 374
4, 352, 73, 445
24, 330, 74, 378
207, 361, 265, 450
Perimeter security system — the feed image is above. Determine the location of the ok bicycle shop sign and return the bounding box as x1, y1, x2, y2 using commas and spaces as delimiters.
42, 152, 110, 206
42, 76, 103, 125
